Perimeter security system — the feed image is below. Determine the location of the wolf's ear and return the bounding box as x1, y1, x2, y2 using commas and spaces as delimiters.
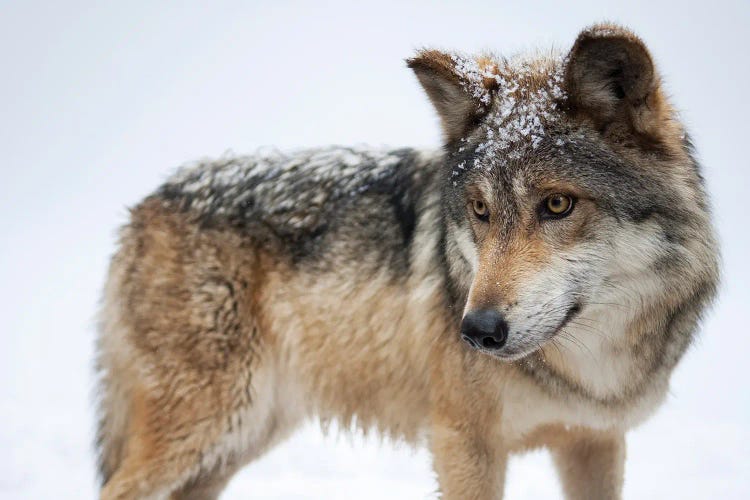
564, 24, 669, 140
408, 50, 493, 144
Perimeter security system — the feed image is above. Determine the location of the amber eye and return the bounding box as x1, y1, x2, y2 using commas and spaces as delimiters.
472, 199, 489, 220
544, 194, 574, 217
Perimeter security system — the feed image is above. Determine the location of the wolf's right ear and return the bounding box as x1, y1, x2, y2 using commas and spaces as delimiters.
408, 50, 493, 144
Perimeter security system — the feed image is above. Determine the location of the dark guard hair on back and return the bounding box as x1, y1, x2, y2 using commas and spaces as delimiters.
155, 146, 427, 275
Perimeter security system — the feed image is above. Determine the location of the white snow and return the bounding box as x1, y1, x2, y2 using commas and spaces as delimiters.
1, 1, 748, 499
449, 52, 567, 179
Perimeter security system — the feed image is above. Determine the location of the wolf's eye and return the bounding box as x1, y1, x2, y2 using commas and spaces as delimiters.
543, 194, 574, 218
472, 199, 489, 221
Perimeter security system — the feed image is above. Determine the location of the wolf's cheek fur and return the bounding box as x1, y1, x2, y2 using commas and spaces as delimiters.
503, 217, 667, 360
500, 252, 592, 359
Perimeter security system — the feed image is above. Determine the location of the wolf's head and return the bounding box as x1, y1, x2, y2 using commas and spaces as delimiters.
409, 24, 718, 364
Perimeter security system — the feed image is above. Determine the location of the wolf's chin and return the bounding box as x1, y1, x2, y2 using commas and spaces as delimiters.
464, 343, 538, 361
491, 346, 540, 361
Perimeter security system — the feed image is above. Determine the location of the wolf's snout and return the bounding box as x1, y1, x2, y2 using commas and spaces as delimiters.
460, 309, 508, 351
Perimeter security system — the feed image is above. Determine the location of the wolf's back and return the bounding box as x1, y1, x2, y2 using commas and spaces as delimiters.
153, 146, 430, 265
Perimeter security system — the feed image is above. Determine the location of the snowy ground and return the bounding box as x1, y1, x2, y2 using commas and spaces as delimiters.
2, 1, 749, 498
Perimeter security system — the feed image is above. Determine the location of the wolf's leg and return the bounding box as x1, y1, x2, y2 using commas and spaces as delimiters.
98, 385, 239, 500
99, 365, 296, 500
549, 429, 625, 500
430, 419, 507, 500
98, 384, 211, 500
98, 331, 302, 500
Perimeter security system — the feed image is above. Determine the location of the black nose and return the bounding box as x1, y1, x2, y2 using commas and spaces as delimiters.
461, 309, 508, 351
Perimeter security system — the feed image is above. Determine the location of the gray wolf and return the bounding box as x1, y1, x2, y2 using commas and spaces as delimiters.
95, 23, 719, 499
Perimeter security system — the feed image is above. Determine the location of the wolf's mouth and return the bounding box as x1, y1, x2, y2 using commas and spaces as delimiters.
488, 302, 582, 361
556, 302, 582, 333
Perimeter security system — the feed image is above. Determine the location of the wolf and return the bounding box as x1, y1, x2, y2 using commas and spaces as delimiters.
95, 23, 719, 499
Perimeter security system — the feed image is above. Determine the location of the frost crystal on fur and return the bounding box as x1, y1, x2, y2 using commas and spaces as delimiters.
450, 53, 566, 177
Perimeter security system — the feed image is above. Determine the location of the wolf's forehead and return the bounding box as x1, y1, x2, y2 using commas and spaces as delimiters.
451, 53, 568, 177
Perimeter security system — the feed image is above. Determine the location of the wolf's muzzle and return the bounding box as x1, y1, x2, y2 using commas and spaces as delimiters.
460, 309, 508, 351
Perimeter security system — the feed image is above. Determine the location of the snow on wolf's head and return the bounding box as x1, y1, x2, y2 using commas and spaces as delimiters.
409, 23, 716, 361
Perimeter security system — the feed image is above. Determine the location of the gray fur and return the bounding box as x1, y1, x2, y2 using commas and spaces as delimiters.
157, 146, 431, 275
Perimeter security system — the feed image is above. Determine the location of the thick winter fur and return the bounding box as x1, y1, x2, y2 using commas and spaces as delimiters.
96, 24, 719, 499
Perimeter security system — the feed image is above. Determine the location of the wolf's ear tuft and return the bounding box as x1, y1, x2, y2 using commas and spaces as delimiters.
408, 50, 493, 144
564, 23, 669, 141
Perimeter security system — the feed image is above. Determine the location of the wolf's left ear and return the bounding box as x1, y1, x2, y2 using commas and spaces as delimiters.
408, 50, 494, 144
565, 24, 670, 141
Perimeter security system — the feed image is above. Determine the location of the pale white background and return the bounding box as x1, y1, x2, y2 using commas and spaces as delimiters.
1, 1, 748, 498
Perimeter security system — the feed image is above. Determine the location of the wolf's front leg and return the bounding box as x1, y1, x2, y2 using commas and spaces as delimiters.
430, 420, 507, 499
549, 429, 626, 500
